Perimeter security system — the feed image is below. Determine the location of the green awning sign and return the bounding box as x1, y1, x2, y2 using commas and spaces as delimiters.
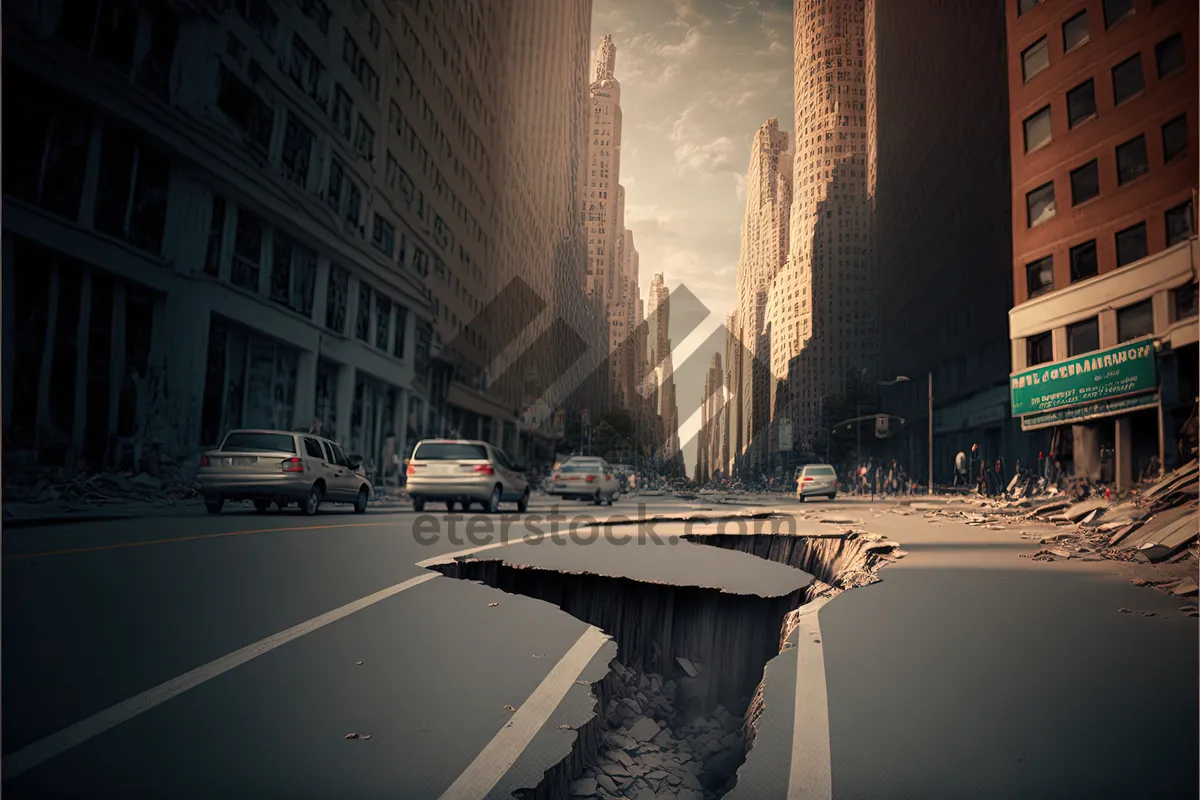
1010, 337, 1157, 417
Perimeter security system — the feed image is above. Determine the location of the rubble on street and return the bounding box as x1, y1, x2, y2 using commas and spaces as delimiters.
3, 467, 202, 520
570, 658, 752, 800
900, 460, 1199, 605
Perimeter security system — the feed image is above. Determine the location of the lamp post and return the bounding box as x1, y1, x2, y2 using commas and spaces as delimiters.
928, 371, 934, 495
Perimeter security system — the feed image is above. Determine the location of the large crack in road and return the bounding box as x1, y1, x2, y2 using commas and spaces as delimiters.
430, 518, 900, 800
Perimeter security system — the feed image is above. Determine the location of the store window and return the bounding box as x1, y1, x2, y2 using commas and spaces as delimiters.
1067, 317, 1099, 356
1117, 299, 1154, 342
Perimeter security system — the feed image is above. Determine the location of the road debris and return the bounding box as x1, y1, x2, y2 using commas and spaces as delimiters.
488, 602, 500, 608
899, 460, 1198, 599
504, 704, 517, 712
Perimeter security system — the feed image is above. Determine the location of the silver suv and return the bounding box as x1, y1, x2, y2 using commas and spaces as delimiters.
405, 439, 530, 513
198, 429, 374, 515
796, 463, 838, 501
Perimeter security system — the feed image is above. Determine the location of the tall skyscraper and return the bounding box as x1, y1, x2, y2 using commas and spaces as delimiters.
731, 118, 792, 473
695, 351, 724, 482
869, 0, 1017, 485
784, 0, 876, 451
584, 37, 624, 304
648, 273, 679, 460
609, 226, 641, 408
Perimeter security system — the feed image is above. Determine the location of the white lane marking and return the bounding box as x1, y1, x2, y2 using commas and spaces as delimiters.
2, 572, 441, 781
789, 596, 833, 800
415, 534, 542, 568
438, 626, 611, 800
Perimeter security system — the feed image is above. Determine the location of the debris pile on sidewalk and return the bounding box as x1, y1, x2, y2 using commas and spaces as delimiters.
905, 461, 1198, 600
3, 467, 201, 518
570, 658, 752, 799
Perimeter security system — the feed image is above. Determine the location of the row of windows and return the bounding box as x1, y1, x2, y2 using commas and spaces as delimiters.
1025, 199, 1194, 299
1025, 114, 1188, 228
1018, 0, 1167, 25
1022, 32, 1185, 154
1026, 283, 1195, 369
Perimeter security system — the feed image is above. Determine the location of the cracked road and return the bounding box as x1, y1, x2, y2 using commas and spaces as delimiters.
3, 494, 1196, 799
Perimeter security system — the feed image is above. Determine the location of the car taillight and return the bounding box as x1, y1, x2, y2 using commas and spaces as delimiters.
553, 473, 561, 481
200, 455, 210, 467
586, 475, 596, 483
407, 463, 417, 475
802, 476, 814, 482
281, 457, 304, 473
466, 464, 495, 475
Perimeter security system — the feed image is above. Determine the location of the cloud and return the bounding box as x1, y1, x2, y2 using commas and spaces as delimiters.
659, 27, 703, 58
734, 173, 747, 203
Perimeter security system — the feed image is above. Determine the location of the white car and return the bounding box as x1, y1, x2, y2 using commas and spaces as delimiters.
796, 464, 838, 501
545, 458, 621, 505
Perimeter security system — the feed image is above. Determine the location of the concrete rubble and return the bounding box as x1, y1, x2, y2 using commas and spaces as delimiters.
571, 658, 752, 800
3, 467, 202, 520
899, 460, 1199, 609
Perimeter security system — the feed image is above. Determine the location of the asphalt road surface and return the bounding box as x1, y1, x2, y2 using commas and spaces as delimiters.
3, 493, 1196, 799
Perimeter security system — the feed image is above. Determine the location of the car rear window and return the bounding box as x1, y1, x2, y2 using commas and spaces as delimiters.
805, 466, 836, 477
563, 462, 602, 473
221, 432, 296, 453
414, 442, 489, 460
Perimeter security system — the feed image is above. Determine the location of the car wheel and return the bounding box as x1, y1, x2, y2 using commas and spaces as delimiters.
354, 489, 369, 514
412, 497, 426, 512
797, 495, 806, 503
829, 492, 837, 500
445, 500, 457, 512
605, 493, 614, 506
300, 485, 322, 516
205, 497, 224, 514
517, 489, 530, 513
253, 500, 272, 513
592, 491, 603, 506
484, 485, 501, 514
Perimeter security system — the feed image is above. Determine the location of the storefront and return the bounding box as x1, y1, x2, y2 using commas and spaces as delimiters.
1010, 337, 1163, 488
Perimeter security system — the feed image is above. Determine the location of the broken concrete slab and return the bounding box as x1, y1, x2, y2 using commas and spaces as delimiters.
1172, 578, 1198, 597
569, 777, 598, 796
627, 717, 661, 743
675, 657, 699, 678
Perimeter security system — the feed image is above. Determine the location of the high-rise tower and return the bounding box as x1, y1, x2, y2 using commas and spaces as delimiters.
783, 0, 876, 449
732, 118, 792, 472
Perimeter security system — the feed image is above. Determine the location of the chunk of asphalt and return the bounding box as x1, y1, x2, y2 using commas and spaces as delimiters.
627, 717, 661, 742
568, 776, 598, 796
1172, 578, 1199, 596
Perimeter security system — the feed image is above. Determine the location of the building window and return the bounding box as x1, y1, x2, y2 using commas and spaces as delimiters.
332, 84, 352, 139
1069, 240, 1099, 283
1070, 159, 1100, 205
1166, 200, 1195, 246
1115, 222, 1148, 267
1026, 181, 1056, 228
368, 13, 381, 48
375, 295, 391, 350
1173, 283, 1198, 321
269, 230, 316, 316
1027, 331, 1053, 366
94, 128, 171, 255
1102, 0, 1134, 29
1111, 54, 1144, 106
299, 0, 331, 34
231, 208, 264, 291
325, 263, 348, 333
1162, 114, 1188, 162
218, 66, 274, 152
1117, 300, 1154, 342
346, 181, 361, 227
371, 213, 395, 256
354, 114, 374, 159
1067, 317, 1100, 356
355, 282, 371, 342
1155, 33, 1185, 78
1026, 255, 1054, 298
1063, 10, 1089, 52
327, 159, 344, 213
393, 305, 408, 358
1018, 0, 1046, 15
1066, 79, 1097, 128
1023, 106, 1052, 152
1115, 134, 1149, 185
1022, 37, 1049, 82
280, 110, 314, 189
204, 195, 226, 277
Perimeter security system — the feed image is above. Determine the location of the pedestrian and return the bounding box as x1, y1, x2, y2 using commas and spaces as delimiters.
954, 450, 967, 487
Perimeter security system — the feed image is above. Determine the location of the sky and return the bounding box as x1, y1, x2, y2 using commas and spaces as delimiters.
589, 0, 793, 476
